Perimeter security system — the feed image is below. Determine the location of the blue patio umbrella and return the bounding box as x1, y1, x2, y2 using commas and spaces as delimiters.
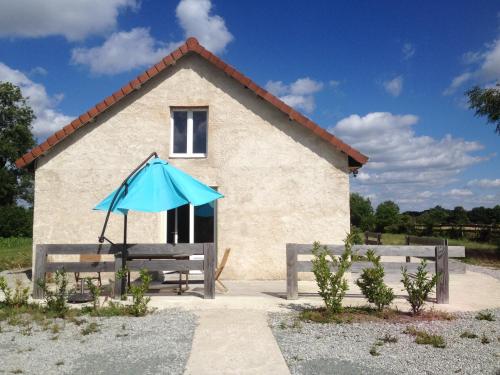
94, 157, 222, 214
94, 152, 223, 292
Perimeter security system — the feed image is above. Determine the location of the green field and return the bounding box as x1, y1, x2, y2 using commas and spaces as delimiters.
0, 237, 32, 271
381, 233, 500, 268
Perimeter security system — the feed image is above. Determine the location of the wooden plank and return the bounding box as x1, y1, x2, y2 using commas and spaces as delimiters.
127, 259, 203, 272
203, 243, 216, 299
436, 241, 449, 304
33, 245, 47, 299
297, 260, 466, 274
287, 243, 465, 257
43, 243, 205, 255
286, 245, 298, 300
46, 262, 114, 272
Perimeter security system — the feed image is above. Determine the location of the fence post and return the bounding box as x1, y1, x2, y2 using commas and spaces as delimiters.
405, 236, 411, 263
286, 245, 298, 300
32, 245, 47, 299
114, 253, 123, 298
203, 243, 216, 299
435, 239, 449, 304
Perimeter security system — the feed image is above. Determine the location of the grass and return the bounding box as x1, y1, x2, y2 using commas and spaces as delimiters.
381, 233, 500, 268
80, 322, 100, 336
298, 306, 453, 324
0, 237, 32, 271
404, 326, 446, 348
460, 330, 478, 339
475, 310, 496, 321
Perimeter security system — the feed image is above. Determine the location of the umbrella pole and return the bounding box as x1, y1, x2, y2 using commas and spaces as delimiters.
122, 213, 128, 296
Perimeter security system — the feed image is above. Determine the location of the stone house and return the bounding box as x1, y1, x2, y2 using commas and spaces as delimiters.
16, 37, 367, 279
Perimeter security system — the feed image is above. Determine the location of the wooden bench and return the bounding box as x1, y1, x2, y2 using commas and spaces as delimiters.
33, 243, 216, 299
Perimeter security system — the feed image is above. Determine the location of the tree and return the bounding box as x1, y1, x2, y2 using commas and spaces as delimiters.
449, 206, 469, 225
350, 193, 375, 231
375, 201, 400, 232
466, 84, 500, 134
0, 82, 36, 206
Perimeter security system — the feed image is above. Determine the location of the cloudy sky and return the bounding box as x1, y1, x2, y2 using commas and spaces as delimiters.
0, 0, 498, 211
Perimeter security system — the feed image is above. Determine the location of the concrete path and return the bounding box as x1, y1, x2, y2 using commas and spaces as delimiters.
184, 309, 290, 375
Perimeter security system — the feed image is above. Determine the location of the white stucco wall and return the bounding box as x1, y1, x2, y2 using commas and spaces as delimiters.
33, 54, 350, 279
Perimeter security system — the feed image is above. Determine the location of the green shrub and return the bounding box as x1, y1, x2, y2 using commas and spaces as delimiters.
404, 326, 446, 348
85, 278, 101, 311
311, 234, 353, 314
0, 277, 29, 308
460, 331, 478, 339
401, 260, 439, 315
475, 310, 495, 321
128, 269, 152, 317
356, 249, 394, 311
37, 270, 69, 318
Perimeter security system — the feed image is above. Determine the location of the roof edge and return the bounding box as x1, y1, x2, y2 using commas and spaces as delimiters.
15, 37, 368, 169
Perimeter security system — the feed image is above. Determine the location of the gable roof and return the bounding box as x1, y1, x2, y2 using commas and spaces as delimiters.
15, 37, 368, 169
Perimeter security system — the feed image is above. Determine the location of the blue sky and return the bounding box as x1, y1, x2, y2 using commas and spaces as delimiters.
0, 0, 498, 211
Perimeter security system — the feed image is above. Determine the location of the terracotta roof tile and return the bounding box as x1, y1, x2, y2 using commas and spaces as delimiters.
16, 37, 368, 169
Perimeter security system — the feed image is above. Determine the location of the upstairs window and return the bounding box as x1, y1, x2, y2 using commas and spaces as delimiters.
170, 109, 208, 157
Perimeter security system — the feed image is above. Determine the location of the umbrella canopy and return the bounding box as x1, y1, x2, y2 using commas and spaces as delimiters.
94, 158, 223, 214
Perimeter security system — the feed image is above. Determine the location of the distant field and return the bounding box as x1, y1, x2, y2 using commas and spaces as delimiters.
0, 237, 32, 271
381, 233, 500, 269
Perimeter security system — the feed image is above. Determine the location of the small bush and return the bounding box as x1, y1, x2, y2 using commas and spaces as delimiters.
475, 310, 495, 321
460, 331, 478, 339
85, 278, 101, 311
128, 269, 152, 317
401, 260, 439, 315
404, 326, 446, 348
311, 234, 353, 314
369, 345, 381, 356
0, 277, 29, 308
379, 333, 398, 343
356, 249, 394, 311
480, 333, 490, 344
81, 322, 100, 336
37, 270, 69, 318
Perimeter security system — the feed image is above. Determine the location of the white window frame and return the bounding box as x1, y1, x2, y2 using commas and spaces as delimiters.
170, 108, 208, 158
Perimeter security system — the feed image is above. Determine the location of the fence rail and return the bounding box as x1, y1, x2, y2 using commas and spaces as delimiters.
33, 243, 216, 299
286, 242, 465, 304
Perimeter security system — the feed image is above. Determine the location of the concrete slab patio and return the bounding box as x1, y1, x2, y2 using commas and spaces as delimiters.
148, 269, 500, 313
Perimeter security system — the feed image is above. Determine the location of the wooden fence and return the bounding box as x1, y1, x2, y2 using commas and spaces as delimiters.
33, 243, 216, 299
286, 242, 465, 304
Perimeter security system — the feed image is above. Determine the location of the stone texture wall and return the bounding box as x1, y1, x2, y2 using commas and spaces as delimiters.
33, 54, 350, 279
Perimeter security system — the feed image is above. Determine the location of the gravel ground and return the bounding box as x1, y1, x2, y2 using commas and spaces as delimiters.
0, 309, 197, 375
269, 309, 500, 375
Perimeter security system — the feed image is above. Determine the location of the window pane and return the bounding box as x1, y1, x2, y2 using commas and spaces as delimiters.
194, 202, 214, 243
193, 111, 207, 154
173, 111, 187, 153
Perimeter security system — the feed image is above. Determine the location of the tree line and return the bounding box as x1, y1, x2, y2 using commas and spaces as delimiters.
350, 193, 500, 240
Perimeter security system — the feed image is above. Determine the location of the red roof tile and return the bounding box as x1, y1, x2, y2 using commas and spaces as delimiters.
15, 37, 368, 169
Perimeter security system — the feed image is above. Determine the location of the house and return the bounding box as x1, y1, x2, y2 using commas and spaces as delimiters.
16, 37, 368, 280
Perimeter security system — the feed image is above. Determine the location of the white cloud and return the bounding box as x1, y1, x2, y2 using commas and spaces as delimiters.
329, 80, 341, 88
449, 189, 474, 197
444, 38, 500, 95
71, 28, 172, 75
28, 67, 48, 77
265, 77, 324, 113
467, 178, 500, 188
0, 62, 72, 140
331, 112, 490, 209
402, 43, 415, 60
0, 0, 137, 41
71, 0, 233, 75
176, 0, 233, 54
383, 76, 403, 97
